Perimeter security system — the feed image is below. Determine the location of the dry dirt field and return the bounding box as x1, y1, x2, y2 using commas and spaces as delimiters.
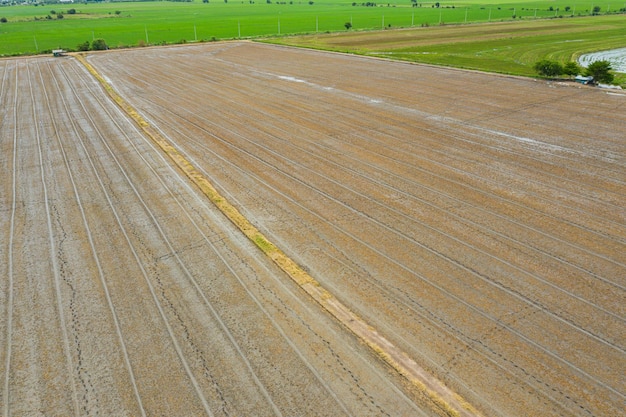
1, 41, 625, 416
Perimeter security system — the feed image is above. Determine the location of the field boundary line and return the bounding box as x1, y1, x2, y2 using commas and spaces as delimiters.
74, 51, 483, 417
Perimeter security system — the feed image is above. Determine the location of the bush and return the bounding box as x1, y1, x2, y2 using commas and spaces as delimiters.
91, 38, 108, 51
77, 40, 90, 51
0, 17, 7, 23
533, 59, 563, 78
586, 60, 614, 84
563, 61, 580, 77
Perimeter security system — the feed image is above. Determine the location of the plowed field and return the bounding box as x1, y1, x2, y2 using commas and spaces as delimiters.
0, 54, 432, 416
2, 41, 625, 417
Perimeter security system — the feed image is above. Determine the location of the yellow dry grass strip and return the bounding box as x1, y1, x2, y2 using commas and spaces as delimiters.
74, 51, 482, 417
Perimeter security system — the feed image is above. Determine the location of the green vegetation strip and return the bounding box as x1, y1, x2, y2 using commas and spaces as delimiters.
271, 14, 626, 85
74, 50, 482, 417
0, 0, 622, 56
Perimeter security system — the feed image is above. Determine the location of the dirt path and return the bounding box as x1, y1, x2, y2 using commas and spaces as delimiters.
86, 42, 625, 417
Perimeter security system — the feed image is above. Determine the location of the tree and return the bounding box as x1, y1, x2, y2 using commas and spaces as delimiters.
533, 59, 563, 78
344, 21, 352, 30
592, 5, 601, 14
77, 40, 90, 51
91, 38, 107, 51
0, 17, 7, 23
586, 60, 614, 83
562, 61, 580, 77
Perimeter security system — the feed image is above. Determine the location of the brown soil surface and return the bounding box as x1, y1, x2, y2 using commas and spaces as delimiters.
2, 41, 624, 417
87, 42, 625, 417
0, 55, 434, 416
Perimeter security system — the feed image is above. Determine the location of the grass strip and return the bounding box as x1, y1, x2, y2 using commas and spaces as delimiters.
74, 50, 482, 417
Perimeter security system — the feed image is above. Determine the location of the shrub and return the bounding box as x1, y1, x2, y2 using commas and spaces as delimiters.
91, 38, 108, 51
586, 60, 614, 83
77, 40, 90, 51
563, 61, 580, 77
533, 59, 563, 77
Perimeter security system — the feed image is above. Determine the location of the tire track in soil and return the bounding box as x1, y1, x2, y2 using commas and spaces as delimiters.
26, 61, 82, 417
48, 61, 215, 417
2, 60, 17, 417
40, 60, 147, 417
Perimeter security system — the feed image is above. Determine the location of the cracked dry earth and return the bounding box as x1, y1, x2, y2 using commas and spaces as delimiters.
2, 41, 625, 416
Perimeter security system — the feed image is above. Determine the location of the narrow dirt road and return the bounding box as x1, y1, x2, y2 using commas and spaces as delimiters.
87, 42, 625, 417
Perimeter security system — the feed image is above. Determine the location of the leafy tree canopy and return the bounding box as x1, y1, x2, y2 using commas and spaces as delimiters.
91, 38, 107, 51
563, 61, 580, 77
585, 60, 614, 83
533, 59, 563, 78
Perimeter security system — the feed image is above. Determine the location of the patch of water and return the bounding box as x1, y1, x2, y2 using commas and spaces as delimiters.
578, 47, 626, 73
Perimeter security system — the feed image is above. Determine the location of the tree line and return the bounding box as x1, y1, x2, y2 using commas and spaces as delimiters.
533, 59, 614, 84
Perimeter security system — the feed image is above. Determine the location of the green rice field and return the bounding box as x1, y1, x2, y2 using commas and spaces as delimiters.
0, 0, 624, 55
273, 14, 626, 83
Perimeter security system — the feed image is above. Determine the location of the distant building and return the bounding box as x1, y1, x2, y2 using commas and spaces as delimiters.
52, 49, 66, 57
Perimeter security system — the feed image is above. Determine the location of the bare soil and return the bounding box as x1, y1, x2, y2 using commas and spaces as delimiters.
2, 41, 624, 417
0, 54, 432, 416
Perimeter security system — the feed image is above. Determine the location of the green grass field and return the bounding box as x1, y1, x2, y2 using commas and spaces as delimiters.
0, 0, 623, 55
272, 14, 626, 83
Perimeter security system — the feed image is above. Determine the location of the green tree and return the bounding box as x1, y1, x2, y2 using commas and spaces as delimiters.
533, 59, 563, 78
585, 60, 614, 83
90, 38, 107, 51
344, 21, 352, 30
77, 40, 90, 51
592, 5, 601, 14
0, 17, 7, 23
562, 61, 580, 77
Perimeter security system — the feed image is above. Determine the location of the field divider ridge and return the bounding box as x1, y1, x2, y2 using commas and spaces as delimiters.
74, 51, 482, 417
